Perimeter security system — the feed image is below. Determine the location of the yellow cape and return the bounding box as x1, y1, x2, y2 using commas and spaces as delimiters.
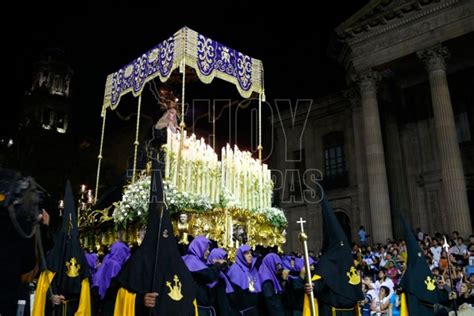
400, 292, 409, 316
32, 270, 91, 316
302, 274, 362, 316
114, 287, 199, 316
303, 274, 321, 316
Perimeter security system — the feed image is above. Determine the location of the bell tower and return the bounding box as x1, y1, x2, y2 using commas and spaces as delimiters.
16, 48, 76, 197
22, 48, 73, 134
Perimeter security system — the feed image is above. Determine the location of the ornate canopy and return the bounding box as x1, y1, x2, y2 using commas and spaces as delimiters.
102, 27, 265, 111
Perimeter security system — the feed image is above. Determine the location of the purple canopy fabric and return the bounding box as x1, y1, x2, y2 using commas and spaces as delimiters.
182, 236, 210, 272
92, 241, 130, 299
206, 248, 233, 292
85, 252, 98, 275
226, 245, 261, 293
258, 253, 283, 294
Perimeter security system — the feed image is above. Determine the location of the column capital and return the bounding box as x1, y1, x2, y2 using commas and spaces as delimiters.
417, 44, 450, 73
353, 70, 381, 94
343, 88, 361, 109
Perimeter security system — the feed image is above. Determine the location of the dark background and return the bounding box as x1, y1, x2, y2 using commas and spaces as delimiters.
4, 0, 368, 202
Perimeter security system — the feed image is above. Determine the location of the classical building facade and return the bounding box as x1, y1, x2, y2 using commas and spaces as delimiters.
271, 0, 474, 252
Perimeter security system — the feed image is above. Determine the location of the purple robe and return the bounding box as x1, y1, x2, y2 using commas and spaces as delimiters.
282, 255, 297, 272
258, 253, 283, 293
182, 236, 209, 272
92, 241, 130, 299
206, 248, 233, 292
226, 245, 261, 293
295, 256, 314, 271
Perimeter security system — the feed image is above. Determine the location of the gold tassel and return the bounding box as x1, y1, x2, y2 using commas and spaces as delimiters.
32, 270, 55, 316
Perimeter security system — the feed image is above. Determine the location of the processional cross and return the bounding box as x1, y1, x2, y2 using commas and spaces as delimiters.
442, 236, 459, 316
297, 217, 316, 316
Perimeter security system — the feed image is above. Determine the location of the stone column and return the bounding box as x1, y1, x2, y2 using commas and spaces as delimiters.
344, 89, 371, 236
383, 107, 411, 239
355, 70, 393, 243
417, 45, 472, 237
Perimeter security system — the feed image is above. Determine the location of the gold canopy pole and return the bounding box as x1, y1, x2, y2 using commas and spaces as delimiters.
94, 107, 107, 201
212, 102, 216, 150
257, 89, 263, 163
297, 217, 316, 316
257, 90, 265, 208
131, 94, 143, 183
176, 55, 186, 190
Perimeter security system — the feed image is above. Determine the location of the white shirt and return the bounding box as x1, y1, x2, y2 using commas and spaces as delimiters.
430, 246, 442, 263
375, 279, 395, 298
417, 232, 424, 241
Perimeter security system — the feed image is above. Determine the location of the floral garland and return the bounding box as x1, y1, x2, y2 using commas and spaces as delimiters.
112, 176, 287, 229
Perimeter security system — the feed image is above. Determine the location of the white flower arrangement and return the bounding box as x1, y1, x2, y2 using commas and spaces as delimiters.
219, 187, 242, 209
112, 176, 287, 229
254, 207, 288, 228
112, 176, 151, 229
163, 181, 213, 213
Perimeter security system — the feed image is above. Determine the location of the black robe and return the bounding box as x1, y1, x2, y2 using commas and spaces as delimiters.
191, 265, 220, 315
261, 280, 289, 316
227, 283, 260, 316
312, 278, 359, 316
287, 277, 305, 316
45, 296, 79, 316
208, 276, 233, 315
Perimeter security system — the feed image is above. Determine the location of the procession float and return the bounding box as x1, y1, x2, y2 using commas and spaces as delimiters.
75, 27, 287, 258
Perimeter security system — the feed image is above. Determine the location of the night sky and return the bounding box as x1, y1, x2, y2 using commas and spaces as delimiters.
10, 0, 368, 140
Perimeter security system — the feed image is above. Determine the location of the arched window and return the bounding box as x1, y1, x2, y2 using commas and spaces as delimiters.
51, 75, 64, 95
41, 108, 52, 130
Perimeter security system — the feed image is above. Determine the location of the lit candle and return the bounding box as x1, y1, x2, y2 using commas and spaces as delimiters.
221, 147, 226, 189
267, 168, 272, 208
165, 127, 171, 179
80, 184, 86, 193
259, 164, 264, 209
243, 168, 248, 210
226, 144, 231, 192
58, 200, 64, 209
262, 164, 268, 208
214, 160, 218, 203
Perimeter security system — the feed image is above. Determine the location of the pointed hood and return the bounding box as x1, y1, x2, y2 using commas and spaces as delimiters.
46, 180, 90, 293
33, 181, 92, 316
314, 186, 364, 304
399, 216, 440, 314
115, 159, 196, 314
